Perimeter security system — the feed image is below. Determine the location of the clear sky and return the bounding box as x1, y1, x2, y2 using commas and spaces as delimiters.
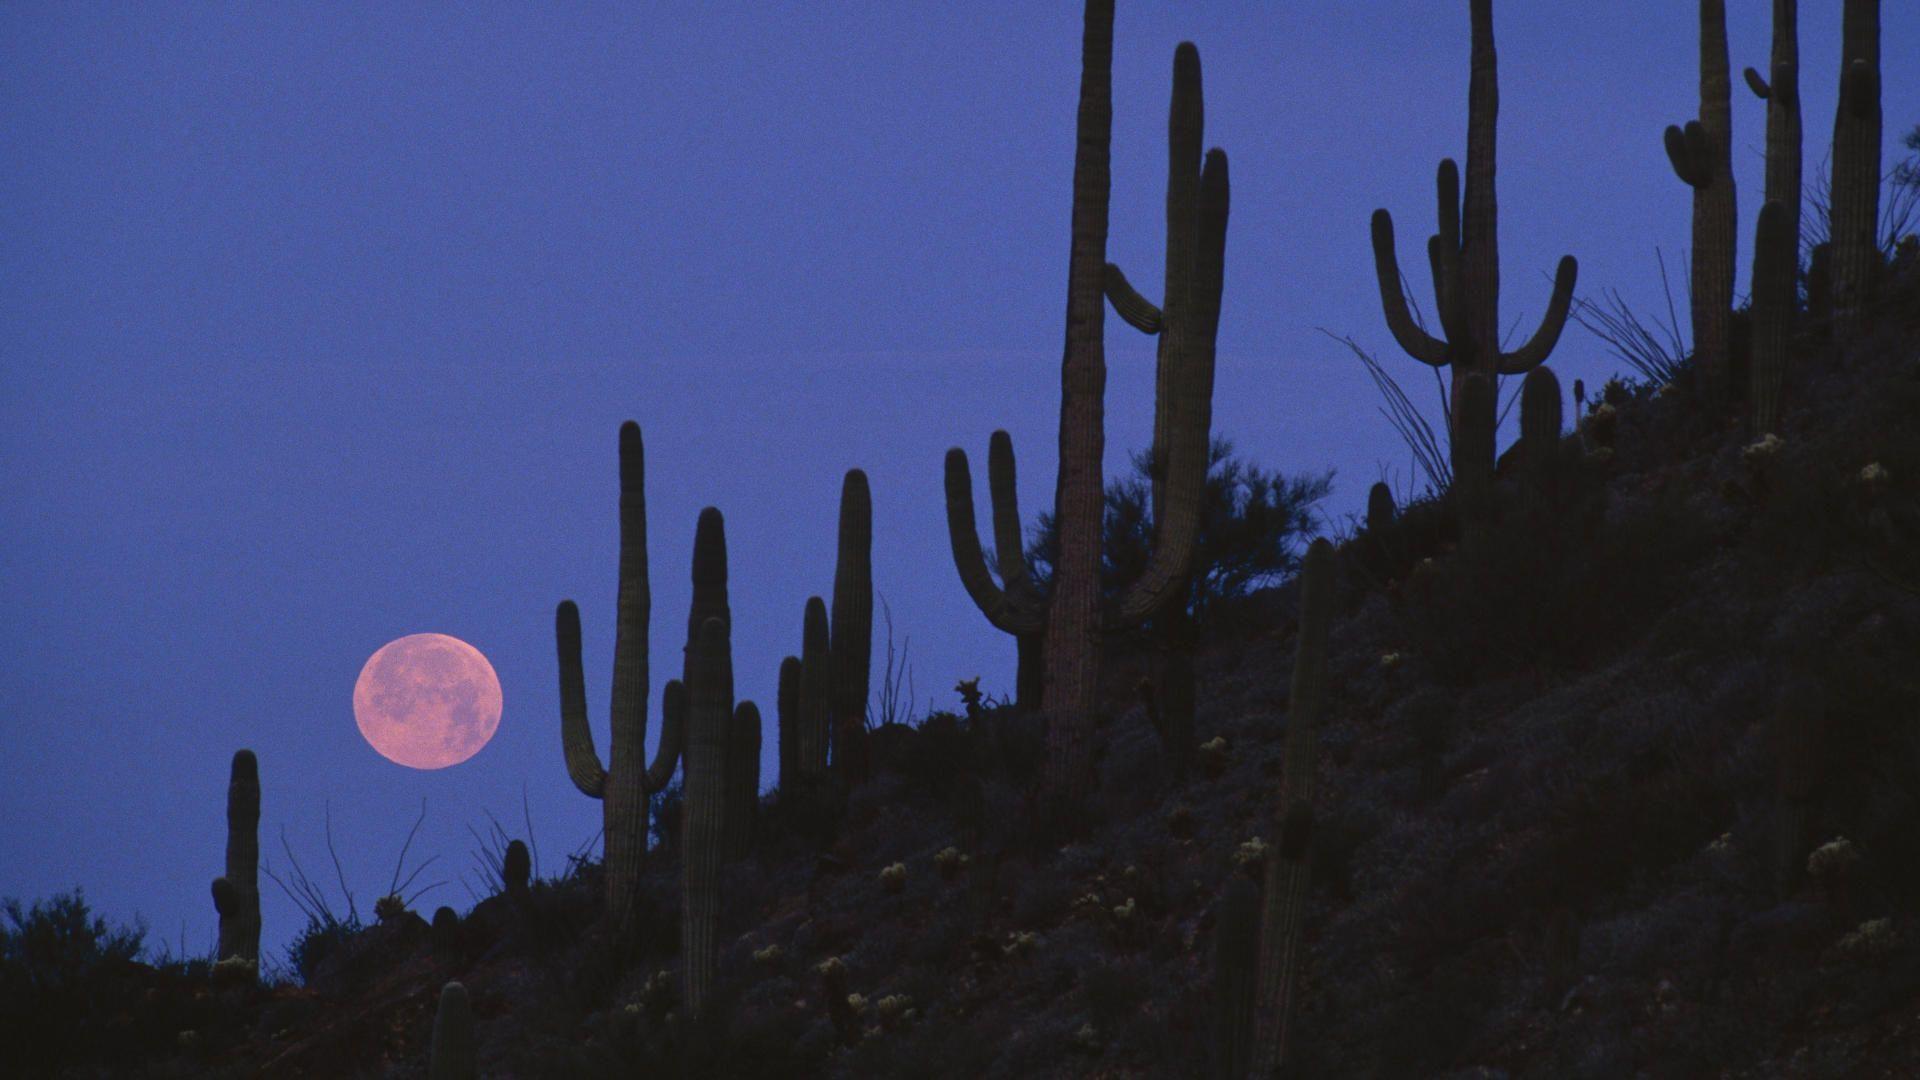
3, 2, 1915, 965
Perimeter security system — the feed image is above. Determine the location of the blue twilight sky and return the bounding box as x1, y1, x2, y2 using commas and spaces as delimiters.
2, 3, 1915, 964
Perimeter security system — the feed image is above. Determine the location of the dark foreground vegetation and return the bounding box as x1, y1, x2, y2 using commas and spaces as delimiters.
7, 0, 1918, 1075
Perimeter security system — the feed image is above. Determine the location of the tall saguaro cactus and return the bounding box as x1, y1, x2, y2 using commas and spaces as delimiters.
798, 597, 832, 777
944, 0, 1224, 825
210, 749, 260, 972
776, 655, 801, 792
830, 469, 873, 785
1745, 0, 1802, 290
723, 702, 761, 859
1751, 201, 1796, 433
556, 421, 684, 943
1829, 0, 1881, 332
1101, 41, 1229, 780
1664, 0, 1737, 401
1370, 0, 1578, 487
682, 613, 732, 1019
1250, 538, 1335, 1074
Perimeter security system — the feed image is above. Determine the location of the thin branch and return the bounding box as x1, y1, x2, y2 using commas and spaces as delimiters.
386, 798, 428, 898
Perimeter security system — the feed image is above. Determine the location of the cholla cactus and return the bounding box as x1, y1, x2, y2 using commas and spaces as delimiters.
878, 862, 907, 894
1835, 917, 1898, 957
1807, 836, 1861, 879
875, 994, 913, 1030
752, 944, 784, 965
1233, 837, 1270, 875
374, 894, 407, 923
1198, 736, 1230, 778
934, 847, 971, 881
1003, 931, 1039, 957
1744, 433, 1785, 467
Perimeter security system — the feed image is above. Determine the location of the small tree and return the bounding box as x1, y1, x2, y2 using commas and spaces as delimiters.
1023, 437, 1332, 625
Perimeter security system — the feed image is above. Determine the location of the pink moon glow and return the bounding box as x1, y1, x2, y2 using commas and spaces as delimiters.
352, 633, 502, 769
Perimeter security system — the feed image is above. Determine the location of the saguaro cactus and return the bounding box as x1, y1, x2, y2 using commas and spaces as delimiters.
1519, 366, 1563, 491
724, 702, 761, 859
1663, 0, 1737, 401
556, 422, 684, 943
1450, 372, 1497, 519
1210, 876, 1260, 1079
776, 655, 801, 792
945, 0, 1224, 825
1100, 41, 1229, 780
831, 469, 873, 785
1744, 0, 1802, 293
682, 614, 732, 1019
1829, 0, 1881, 332
1770, 674, 1826, 897
1371, 0, 1578, 484
210, 749, 260, 972
502, 839, 531, 903
429, 981, 476, 1080
1751, 201, 1796, 434
798, 597, 832, 777
1250, 538, 1335, 1074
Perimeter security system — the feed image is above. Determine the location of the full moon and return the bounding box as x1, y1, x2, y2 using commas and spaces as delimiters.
352, 633, 503, 769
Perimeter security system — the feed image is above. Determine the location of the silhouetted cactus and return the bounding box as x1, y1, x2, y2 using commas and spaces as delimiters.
1519, 366, 1563, 491
502, 839, 530, 902
210, 749, 260, 974
1210, 875, 1259, 1079
1828, 0, 1881, 332
776, 654, 800, 792
1745, 0, 1802, 302
724, 702, 761, 859
1664, 0, 1737, 400
556, 422, 684, 944
683, 612, 732, 1018
945, 0, 1224, 824
831, 469, 873, 785
429, 981, 476, 1080
1102, 41, 1228, 782
1451, 372, 1497, 519
1751, 201, 1796, 434
799, 596, 832, 777
1370, 0, 1577, 479
1770, 674, 1826, 897
1250, 538, 1334, 1074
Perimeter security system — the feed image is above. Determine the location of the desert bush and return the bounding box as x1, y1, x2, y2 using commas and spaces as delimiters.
1024, 437, 1332, 628
0, 889, 153, 1074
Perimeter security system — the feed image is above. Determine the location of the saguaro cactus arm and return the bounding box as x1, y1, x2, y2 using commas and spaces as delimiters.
1370, 210, 1451, 366
1494, 255, 1578, 373
986, 431, 1039, 602
556, 600, 608, 799
1107, 148, 1228, 629
1103, 264, 1163, 333
945, 444, 1045, 636
648, 679, 686, 793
